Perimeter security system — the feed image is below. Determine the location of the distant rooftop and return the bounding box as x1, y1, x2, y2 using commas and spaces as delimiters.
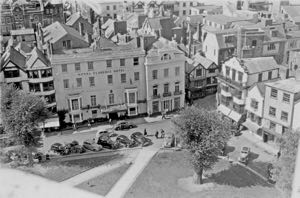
282, 5, 300, 18
204, 14, 250, 25
266, 78, 300, 93
10, 28, 34, 35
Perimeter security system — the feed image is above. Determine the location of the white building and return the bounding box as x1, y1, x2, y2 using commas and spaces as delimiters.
145, 37, 185, 115
262, 72, 300, 143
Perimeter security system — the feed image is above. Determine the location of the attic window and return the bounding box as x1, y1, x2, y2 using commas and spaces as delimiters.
224, 35, 234, 43
161, 54, 171, 61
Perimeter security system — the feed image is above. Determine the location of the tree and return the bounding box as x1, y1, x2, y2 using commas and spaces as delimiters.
172, 106, 231, 184
274, 130, 300, 198
1, 84, 49, 166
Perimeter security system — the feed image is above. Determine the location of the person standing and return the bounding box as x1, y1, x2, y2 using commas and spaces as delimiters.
155, 131, 159, 139
144, 128, 148, 136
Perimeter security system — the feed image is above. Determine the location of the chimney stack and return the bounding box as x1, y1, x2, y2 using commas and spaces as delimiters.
188, 23, 193, 58
295, 68, 300, 81
197, 23, 202, 42
237, 27, 243, 59
97, 17, 102, 37
78, 22, 83, 36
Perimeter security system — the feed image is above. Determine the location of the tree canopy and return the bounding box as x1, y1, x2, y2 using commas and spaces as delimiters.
274, 130, 300, 198
172, 106, 232, 184
1, 84, 49, 164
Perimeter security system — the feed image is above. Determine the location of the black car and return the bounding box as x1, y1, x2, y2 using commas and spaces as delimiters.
116, 135, 138, 148
130, 132, 152, 147
50, 143, 65, 155
115, 121, 137, 130
97, 134, 120, 149
83, 139, 103, 151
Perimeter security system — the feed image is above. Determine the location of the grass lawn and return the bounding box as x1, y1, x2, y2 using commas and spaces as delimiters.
76, 163, 131, 196
19, 154, 122, 182
125, 151, 282, 198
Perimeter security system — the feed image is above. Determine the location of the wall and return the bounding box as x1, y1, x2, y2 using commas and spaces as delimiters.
52, 49, 146, 122
292, 101, 300, 130
203, 32, 219, 64
245, 85, 264, 117
53, 34, 89, 51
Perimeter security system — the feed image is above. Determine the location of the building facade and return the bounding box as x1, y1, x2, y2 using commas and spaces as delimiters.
262, 76, 300, 143
0, 0, 64, 36
51, 44, 146, 123
217, 56, 280, 126
145, 38, 185, 115
185, 53, 218, 100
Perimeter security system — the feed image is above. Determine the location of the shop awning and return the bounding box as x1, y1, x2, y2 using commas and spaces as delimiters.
262, 127, 282, 138
101, 104, 127, 114
228, 110, 242, 123
38, 117, 60, 129
217, 104, 231, 116
242, 120, 261, 133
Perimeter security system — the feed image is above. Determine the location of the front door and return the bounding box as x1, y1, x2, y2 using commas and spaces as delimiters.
263, 133, 268, 143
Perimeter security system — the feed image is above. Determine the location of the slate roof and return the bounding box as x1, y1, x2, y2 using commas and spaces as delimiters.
251, 78, 280, 96
192, 53, 215, 69
26, 47, 50, 69
66, 12, 81, 26
15, 42, 32, 54
147, 17, 175, 30
266, 78, 300, 93
205, 15, 249, 25
43, 21, 86, 44
282, 5, 300, 18
0, 46, 26, 71
240, 57, 279, 74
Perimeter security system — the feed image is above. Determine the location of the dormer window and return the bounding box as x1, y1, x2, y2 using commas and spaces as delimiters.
161, 53, 171, 61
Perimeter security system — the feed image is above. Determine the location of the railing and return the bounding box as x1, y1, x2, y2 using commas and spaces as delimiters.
152, 94, 161, 99
173, 90, 183, 95
217, 74, 247, 89
163, 92, 172, 97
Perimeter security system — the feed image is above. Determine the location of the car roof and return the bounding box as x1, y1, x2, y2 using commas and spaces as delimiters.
242, 147, 250, 151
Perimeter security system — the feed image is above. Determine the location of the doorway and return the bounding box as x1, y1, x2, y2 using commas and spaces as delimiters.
263, 133, 268, 143
109, 113, 118, 120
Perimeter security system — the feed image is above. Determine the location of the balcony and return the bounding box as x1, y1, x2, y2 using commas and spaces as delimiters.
173, 90, 183, 96
163, 92, 172, 97
233, 96, 245, 105
220, 89, 232, 97
28, 76, 54, 83
217, 74, 247, 90
34, 89, 55, 96
152, 94, 161, 100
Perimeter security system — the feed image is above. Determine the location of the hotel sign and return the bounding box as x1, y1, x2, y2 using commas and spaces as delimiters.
78, 69, 125, 76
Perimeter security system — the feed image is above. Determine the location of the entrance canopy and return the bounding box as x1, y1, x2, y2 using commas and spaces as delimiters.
242, 120, 261, 133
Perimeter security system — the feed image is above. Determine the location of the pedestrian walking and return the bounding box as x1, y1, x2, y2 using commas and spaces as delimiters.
155, 131, 159, 139
144, 128, 148, 136
109, 118, 112, 125
161, 129, 165, 138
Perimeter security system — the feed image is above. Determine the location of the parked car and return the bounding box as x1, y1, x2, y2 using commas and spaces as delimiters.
163, 133, 175, 148
97, 134, 120, 149
130, 132, 152, 147
83, 139, 103, 151
50, 143, 65, 155
95, 130, 117, 140
115, 121, 137, 130
267, 163, 276, 184
116, 135, 137, 148
238, 147, 250, 164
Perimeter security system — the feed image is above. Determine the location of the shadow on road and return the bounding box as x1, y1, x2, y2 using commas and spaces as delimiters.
225, 145, 235, 155
248, 152, 259, 162
209, 164, 271, 188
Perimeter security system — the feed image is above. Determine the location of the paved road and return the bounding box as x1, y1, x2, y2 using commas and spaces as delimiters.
42, 119, 172, 153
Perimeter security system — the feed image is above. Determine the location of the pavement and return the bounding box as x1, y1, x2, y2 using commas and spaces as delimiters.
105, 147, 159, 198
62, 149, 140, 186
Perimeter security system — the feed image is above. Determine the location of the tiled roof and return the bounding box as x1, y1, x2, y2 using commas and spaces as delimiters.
286, 30, 300, 38
266, 78, 300, 93
26, 47, 50, 69
241, 56, 279, 74
66, 12, 81, 26
252, 78, 280, 96
192, 53, 215, 69
0, 46, 26, 71
43, 21, 86, 44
